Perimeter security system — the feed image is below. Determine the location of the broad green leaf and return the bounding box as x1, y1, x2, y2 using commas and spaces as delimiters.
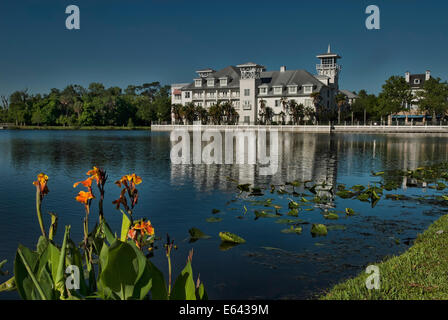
147, 261, 168, 300
120, 212, 132, 242
311, 224, 328, 236
55, 226, 70, 296
170, 261, 196, 300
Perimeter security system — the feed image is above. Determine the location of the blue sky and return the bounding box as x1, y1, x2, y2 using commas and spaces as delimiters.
0, 0, 447, 97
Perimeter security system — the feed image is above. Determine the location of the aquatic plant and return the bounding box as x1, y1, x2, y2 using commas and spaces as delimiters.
0, 169, 207, 300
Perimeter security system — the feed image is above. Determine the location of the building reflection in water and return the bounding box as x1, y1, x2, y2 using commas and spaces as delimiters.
170, 132, 338, 194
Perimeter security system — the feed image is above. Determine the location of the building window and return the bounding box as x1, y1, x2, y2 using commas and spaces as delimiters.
274, 87, 282, 94
288, 86, 297, 94
304, 86, 313, 94
244, 89, 250, 96
259, 87, 267, 95
244, 116, 250, 124
243, 101, 251, 110
322, 57, 334, 65
207, 79, 215, 87
275, 100, 280, 107
174, 94, 181, 100
220, 78, 227, 86
185, 92, 190, 99
414, 79, 420, 84
196, 102, 203, 107
195, 80, 202, 87
234, 101, 240, 109
305, 99, 312, 107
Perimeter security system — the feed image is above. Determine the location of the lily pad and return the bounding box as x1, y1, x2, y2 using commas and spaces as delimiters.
311, 224, 328, 236
188, 228, 211, 242
324, 212, 339, 220
288, 200, 299, 209
206, 217, 222, 223
212, 208, 220, 214
281, 226, 303, 234
287, 208, 299, 217
219, 232, 246, 244
345, 208, 355, 216
336, 190, 354, 199
254, 210, 278, 219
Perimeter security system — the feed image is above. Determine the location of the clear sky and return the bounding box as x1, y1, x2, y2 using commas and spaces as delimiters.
1, 0, 447, 97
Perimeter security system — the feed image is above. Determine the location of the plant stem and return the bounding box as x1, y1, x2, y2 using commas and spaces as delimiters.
167, 252, 172, 296
18, 248, 47, 300
35, 189, 47, 238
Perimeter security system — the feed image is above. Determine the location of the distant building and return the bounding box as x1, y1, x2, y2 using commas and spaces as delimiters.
405, 70, 431, 111
171, 45, 344, 124
339, 89, 358, 105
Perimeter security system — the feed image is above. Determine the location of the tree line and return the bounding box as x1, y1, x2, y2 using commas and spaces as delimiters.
0, 82, 171, 127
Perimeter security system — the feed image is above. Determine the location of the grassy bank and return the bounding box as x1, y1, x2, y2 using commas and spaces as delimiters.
4, 125, 151, 130
322, 214, 448, 299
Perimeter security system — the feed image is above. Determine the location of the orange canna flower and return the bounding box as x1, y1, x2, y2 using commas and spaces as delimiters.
127, 173, 142, 185
33, 173, 49, 196
75, 190, 95, 204
133, 220, 155, 236
73, 177, 94, 189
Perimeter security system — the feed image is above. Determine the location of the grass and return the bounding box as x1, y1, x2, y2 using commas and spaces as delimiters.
4, 125, 151, 130
322, 214, 448, 300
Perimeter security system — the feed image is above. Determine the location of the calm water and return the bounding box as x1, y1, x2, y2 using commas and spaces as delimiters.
1, 130, 448, 299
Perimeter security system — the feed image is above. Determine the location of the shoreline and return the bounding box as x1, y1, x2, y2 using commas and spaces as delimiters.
321, 214, 448, 300
1, 125, 151, 130
151, 124, 448, 134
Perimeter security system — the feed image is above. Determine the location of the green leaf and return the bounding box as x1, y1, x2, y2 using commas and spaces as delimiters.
120, 212, 132, 242
0, 277, 15, 292
170, 261, 196, 300
281, 226, 303, 234
0, 260, 7, 276
218, 232, 246, 244
311, 224, 328, 236
14, 245, 48, 300
324, 212, 339, 220
100, 219, 116, 245
147, 261, 168, 300
345, 208, 355, 216
98, 240, 141, 300
196, 282, 208, 300
55, 226, 70, 296
188, 228, 211, 242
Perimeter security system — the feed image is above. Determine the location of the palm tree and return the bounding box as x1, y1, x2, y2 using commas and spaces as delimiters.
195, 106, 209, 124
208, 103, 223, 125
258, 99, 267, 124
264, 107, 274, 124
335, 92, 347, 124
310, 92, 321, 123
289, 101, 304, 125
181, 102, 197, 124
280, 97, 288, 121
171, 104, 183, 124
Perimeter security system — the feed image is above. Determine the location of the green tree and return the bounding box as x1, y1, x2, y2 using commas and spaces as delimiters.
417, 77, 448, 124
377, 76, 412, 123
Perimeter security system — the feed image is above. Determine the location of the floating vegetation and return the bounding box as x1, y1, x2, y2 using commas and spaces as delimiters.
287, 209, 299, 217
345, 208, 355, 216
327, 224, 347, 231
188, 227, 211, 242
206, 217, 222, 223
254, 210, 278, 219
311, 224, 328, 236
219, 232, 246, 244
324, 212, 339, 220
281, 226, 303, 235
212, 208, 220, 214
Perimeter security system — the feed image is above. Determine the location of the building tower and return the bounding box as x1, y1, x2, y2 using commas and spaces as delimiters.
316, 44, 342, 89
236, 62, 265, 124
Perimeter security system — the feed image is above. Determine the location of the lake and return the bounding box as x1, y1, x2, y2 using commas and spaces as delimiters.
1, 130, 448, 299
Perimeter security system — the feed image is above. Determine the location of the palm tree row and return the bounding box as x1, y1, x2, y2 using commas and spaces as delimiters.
171, 101, 239, 125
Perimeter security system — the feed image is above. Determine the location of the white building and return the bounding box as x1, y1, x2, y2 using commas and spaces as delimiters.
171, 45, 342, 124
404, 70, 431, 110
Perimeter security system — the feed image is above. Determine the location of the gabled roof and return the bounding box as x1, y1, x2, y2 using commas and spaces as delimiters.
182, 66, 241, 90
339, 90, 358, 99
259, 69, 325, 96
